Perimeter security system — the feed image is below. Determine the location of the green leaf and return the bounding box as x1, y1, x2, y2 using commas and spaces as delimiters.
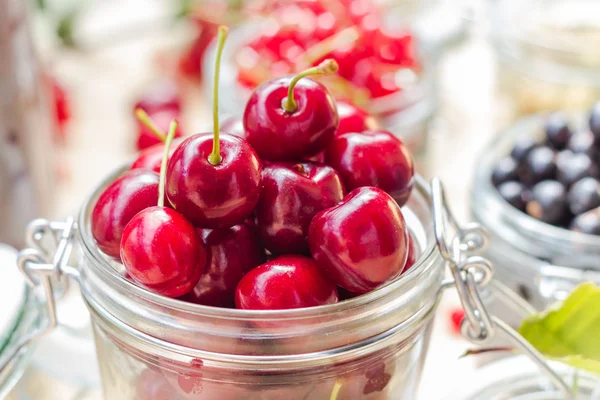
519, 282, 600, 375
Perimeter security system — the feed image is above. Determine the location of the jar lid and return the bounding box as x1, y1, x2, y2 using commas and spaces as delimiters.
448, 355, 600, 399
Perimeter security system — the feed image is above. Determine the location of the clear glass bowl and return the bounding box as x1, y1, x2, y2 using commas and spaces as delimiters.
470, 113, 600, 324
491, 0, 600, 116
203, 21, 439, 154
69, 168, 444, 399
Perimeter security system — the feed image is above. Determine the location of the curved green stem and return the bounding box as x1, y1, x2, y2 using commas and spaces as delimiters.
135, 108, 166, 142
282, 59, 339, 113
158, 120, 178, 208
208, 25, 229, 166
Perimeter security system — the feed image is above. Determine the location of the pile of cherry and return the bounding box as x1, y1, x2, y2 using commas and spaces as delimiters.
235, 0, 419, 100
492, 102, 600, 235
92, 26, 416, 310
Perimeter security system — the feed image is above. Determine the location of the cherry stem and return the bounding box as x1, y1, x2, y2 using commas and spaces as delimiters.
158, 120, 178, 208
209, 25, 229, 166
298, 27, 359, 68
135, 108, 166, 142
282, 59, 339, 113
329, 379, 343, 400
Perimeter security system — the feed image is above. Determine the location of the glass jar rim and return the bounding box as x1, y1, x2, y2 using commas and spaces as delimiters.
473, 113, 600, 250
77, 165, 440, 321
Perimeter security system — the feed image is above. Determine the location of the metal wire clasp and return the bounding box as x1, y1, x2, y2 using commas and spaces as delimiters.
0, 217, 77, 373
430, 178, 576, 399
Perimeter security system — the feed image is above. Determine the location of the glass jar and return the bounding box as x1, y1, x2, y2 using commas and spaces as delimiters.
68, 170, 442, 400
203, 21, 439, 155
470, 114, 600, 325
491, 0, 600, 116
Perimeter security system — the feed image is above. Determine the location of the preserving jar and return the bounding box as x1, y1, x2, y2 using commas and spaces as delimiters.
203, 22, 439, 154
470, 114, 600, 324
13, 171, 445, 400
491, 0, 600, 116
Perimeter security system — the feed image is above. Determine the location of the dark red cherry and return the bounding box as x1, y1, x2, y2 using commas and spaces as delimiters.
518, 146, 556, 186
181, 222, 265, 308
545, 112, 572, 150
326, 130, 414, 206
497, 181, 529, 212
491, 157, 519, 187
167, 27, 262, 229
220, 116, 246, 139
134, 79, 181, 115
350, 57, 399, 98
91, 170, 160, 258
336, 100, 377, 136
308, 187, 409, 294
567, 131, 598, 157
255, 162, 344, 255
526, 180, 567, 225
571, 206, 600, 234
510, 136, 538, 164
136, 108, 183, 150
131, 138, 184, 173
403, 233, 417, 272
567, 177, 600, 215
590, 101, 600, 139
373, 28, 418, 67
166, 134, 261, 228
235, 255, 339, 310
243, 60, 339, 161
121, 121, 206, 298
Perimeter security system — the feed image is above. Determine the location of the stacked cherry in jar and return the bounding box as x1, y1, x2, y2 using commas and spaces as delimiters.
91, 26, 416, 311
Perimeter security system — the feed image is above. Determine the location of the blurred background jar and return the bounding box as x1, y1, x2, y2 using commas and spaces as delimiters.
491, 0, 600, 117
0, 0, 55, 248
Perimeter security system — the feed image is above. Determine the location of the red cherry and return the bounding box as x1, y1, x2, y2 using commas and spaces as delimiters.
450, 308, 465, 334
220, 116, 246, 139
121, 121, 206, 298
131, 138, 184, 173
51, 78, 70, 140
308, 187, 409, 294
167, 27, 262, 229
179, 20, 219, 79
91, 169, 160, 258
134, 80, 181, 114
243, 60, 340, 161
326, 130, 414, 206
255, 162, 344, 255
181, 222, 266, 308
336, 100, 377, 135
351, 57, 399, 98
235, 255, 339, 310
374, 28, 418, 67
403, 233, 417, 273
136, 108, 183, 150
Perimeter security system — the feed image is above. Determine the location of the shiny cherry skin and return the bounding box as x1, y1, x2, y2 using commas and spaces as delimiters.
91, 170, 160, 258
255, 162, 344, 255
336, 100, 377, 136
166, 133, 262, 229
220, 116, 246, 139
326, 130, 414, 206
373, 28, 418, 67
403, 233, 417, 273
131, 138, 185, 173
235, 255, 339, 310
243, 76, 338, 161
308, 187, 409, 294
137, 108, 183, 150
134, 80, 181, 114
120, 207, 206, 297
181, 222, 266, 308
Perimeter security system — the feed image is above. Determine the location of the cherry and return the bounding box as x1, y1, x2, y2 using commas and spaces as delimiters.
243, 59, 340, 161
308, 187, 409, 294
220, 116, 246, 139
567, 177, 600, 215
491, 157, 519, 187
350, 57, 400, 99
255, 162, 344, 255
50, 78, 70, 140
235, 255, 339, 310
134, 79, 181, 114
326, 130, 414, 206
497, 181, 529, 212
517, 146, 556, 186
167, 26, 262, 229
510, 136, 538, 165
91, 169, 160, 259
181, 222, 266, 308
336, 100, 377, 136
403, 233, 417, 272
526, 180, 567, 225
590, 101, 600, 139
567, 131, 598, 157
136, 108, 183, 150
121, 120, 206, 297
449, 308, 465, 334
373, 28, 418, 67
545, 113, 572, 150
179, 20, 219, 79
571, 207, 600, 234
131, 138, 184, 173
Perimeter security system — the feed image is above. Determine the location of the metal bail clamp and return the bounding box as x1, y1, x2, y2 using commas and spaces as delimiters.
0, 217, 77, 373
430, 178, 576, 399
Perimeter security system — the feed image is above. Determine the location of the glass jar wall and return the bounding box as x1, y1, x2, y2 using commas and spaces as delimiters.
73, 171, 443, 400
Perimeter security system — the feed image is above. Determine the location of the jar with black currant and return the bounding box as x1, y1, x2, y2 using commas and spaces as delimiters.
471, 108, 600, 325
